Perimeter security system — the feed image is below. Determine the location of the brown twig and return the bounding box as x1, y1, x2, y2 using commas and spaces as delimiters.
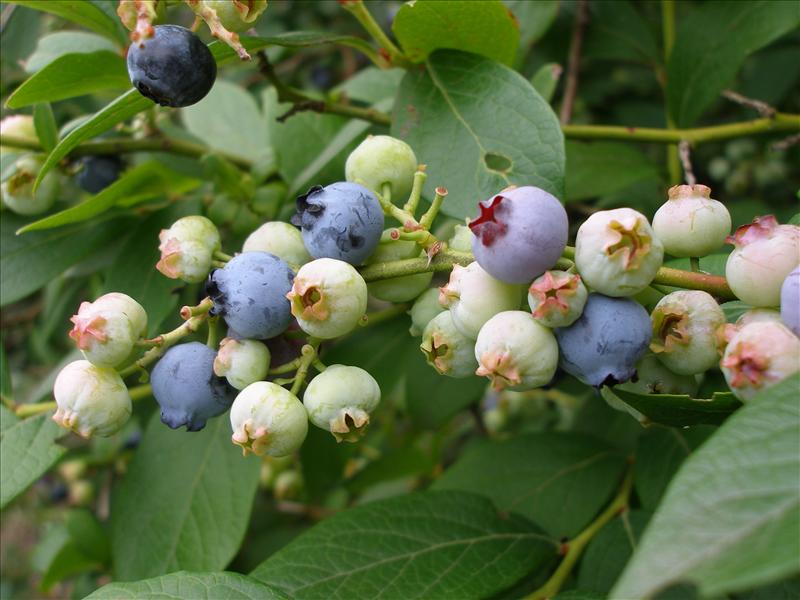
678, 140, 696, 185
559, 0, 590, 125
722, 89, 776, 118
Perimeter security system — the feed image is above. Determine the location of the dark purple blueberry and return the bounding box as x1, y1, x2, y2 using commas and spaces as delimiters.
75, 156, 124, 194
127, 25, 216, 108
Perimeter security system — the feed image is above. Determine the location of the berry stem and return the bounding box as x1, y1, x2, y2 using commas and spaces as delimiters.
213, 250, 233, 262
15, 401, 56, 418
689, 256, 701, 272
403, 169, 427, 216
127, 383, 153, 401
381, 183, 392, 206
289, 339, 321, 396
419, 187, 447, 231
268, 357, 303, 375
340, 0, 410, 68
359, 304, 410, 328
525, 464, 634, 600
206, 317, 221, 349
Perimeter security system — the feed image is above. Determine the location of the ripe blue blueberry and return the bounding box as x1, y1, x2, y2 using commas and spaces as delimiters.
127, 25, 216, 108
555, 294, 652, 387
75, 156, 124, 194
207, 252, 294, 340
469, 186, 568, 284
291, 182, 384, 265
151, 342, 236, 431
781, 266, 800, 337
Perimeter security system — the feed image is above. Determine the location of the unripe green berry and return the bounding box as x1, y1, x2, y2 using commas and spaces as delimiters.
617, 353, 699, 396
242, 221, 311, 270
53, 360, 132, 438
0, 115, 36, 155
287, 258, 367, 339
230, 381, 308, 457
213, 338, 271, 390
68, 292, 147, 368
157, 215, 221, 283
474, 311, 558, 391
345, 135, 417, 203
303, 365, 380, 443
652, 184, 731, 257
200, 0, 268, 31
721, 321, 800, 402
527, 270, 588, 328
447, 224, 474, 253
366, 235, 432, 302
575, 207, 664, 297
1, 155, 59, 215
440, 261, 522, 340
650, 290, 725, 375
725, 215, 800, 307
420, 311, 478, 378
273, 469, 303, 500
408, 287, 445, 336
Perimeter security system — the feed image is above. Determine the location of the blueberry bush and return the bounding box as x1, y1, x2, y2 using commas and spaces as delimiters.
1, 1, 799, 599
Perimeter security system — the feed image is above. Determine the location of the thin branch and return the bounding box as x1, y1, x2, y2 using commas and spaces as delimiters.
722, 89, 776, 118
678, 140, 696, 185
559, 0, 590, 125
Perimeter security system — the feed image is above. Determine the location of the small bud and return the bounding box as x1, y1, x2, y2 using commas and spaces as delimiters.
156, 216, 221, 283
420, 311, 477, 378
230, 382, 308, 457
213, 338, 271, 390
528, 270, 588, 328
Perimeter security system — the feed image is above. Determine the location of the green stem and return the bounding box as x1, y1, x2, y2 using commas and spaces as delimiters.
403, 169, 427, 216
341, 0, 409, 68
213, 250, 233, 262
290, 340, 320, 396
525, 466, 634, 600
268, 357, 303, 375
206, 317, 222, 349
127, 384, 153, 401
689, 256, 700, 272
419, 187, 447, 231
361, 304, 410, 327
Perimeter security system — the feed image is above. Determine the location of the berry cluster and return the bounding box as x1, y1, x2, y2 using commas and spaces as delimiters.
52, 133, 800, 457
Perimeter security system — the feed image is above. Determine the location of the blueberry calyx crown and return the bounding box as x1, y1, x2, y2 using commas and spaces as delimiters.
469, 195, 507, 246
291, 185, 325, 228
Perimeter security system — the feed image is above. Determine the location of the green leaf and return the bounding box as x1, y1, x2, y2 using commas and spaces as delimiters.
553, 592, 605, 600
605, 387, 742, 427
33, 88, 154, 191
667, 1, 800, 127
21, 161, 200, 233
0, 343, 11, 399
5, 1, 127, 45
433, 432, 627, 537
8, 51, 129, 108
634, 426, 715, 511
1, 213, 133, 306
565, 141, 661, 202
33, 103, 58, 151
505, 0, 560, 49
183, 80, 270, 165
720, 300, 751, 323
86, 571, 287, 600
392, 0, 520, 66
583, 1, 660, 65
103, 202, 200, 336
111, 413, 261, 580
212, 32, 378, 66
0, 411, 66, 509
576, 510, 651, 594
251, 491, 555, 599
23, 31, 118, 73
612, 374, 800, 599
530, 63, 562, 103
392, 50, 564, 219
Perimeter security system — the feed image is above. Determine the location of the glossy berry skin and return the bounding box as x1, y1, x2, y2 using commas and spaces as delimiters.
652, 184, 731, 258
157, 216, 221, 283
287, 258, 367, 339
439, 261, 523, 340
207, 252, 294, 340
127, 25, 216, 108
650, 290, 726, 375
291, 182, 384, 265
420, 311, 478, 378
555, 294, 652, 387
469, 186, 568, 284
345, 135, 417, 202
365, 236, 432, 302
151, 342, 236, 431
303, 365, 380, 442
528, 270, 588, 328
575, 208, 664, 297
408, 287, 445, 337
230, 381, 308, 457
213, 337, 271, 390
781, 267, 800, 336
725, 216, 799, 307
53, 360, 131, 438
243, 221, 311, 270
1, 155, 59, 216
721, 321, 800, 402
475, 311, 558, 391
75, 156, 124, 194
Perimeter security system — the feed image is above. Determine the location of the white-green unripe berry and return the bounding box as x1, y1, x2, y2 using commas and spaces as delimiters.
230, 382, 308, 457
420, 311, 478, 378
617, 354, 699, 396
725, 216, 799, 307
1, 155, 59, 216
527, 270, 588, 328
366, 235, 433, 302
242, 221, 311, 270
303, 365, 380, 442
439, 261, 522, 340
721, 321, 800, 402
652, 184, 731, 257
408, 287, 446, 336
345, 135, 417, 203
447, 224, 474, 253
200, 0, 268, 31
287, 258, 367, 339
736, 308, 782, 327
53, 360, 131, 438
0, 115, 36, 156
68, 292, 147, 368
214, 338, 271, 390
273, 470, 303, 500
650, 290, 725, 375
575, 207, 664, 297
156, 215, 221, 283
474, 311, 558, 391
